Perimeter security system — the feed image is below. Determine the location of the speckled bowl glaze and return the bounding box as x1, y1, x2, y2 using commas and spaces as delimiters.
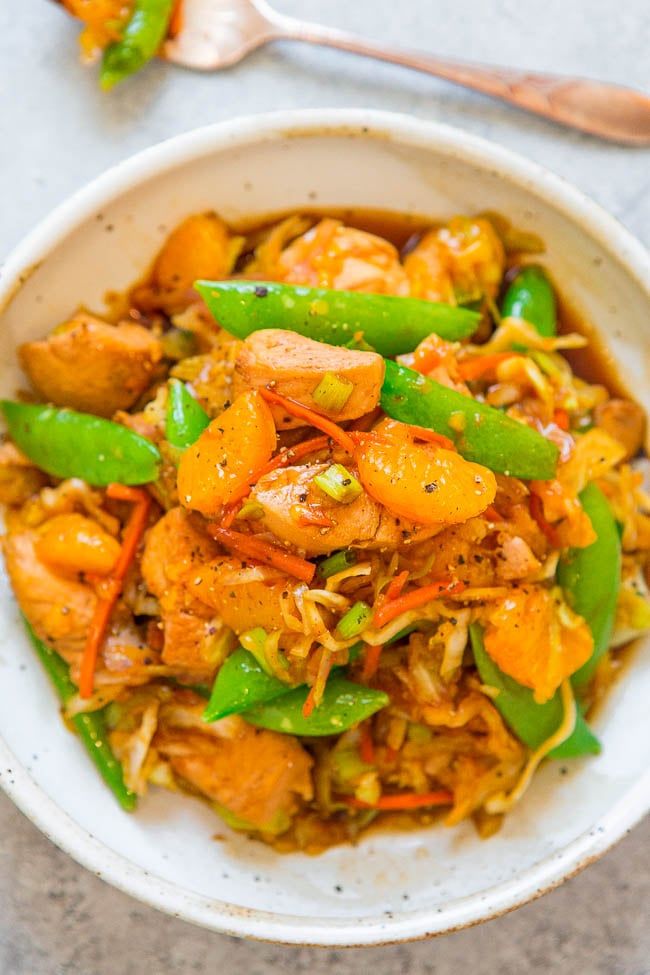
0, 111, 649, 946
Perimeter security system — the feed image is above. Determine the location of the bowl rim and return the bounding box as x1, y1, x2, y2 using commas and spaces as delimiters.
0, 108, 648, 947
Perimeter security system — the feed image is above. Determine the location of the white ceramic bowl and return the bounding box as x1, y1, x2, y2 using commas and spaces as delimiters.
1, 110, 649, 947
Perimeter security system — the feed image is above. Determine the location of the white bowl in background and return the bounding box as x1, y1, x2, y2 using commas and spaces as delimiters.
0, 110, 649, 946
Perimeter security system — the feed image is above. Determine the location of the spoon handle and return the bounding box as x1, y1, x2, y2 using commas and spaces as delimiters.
273, 15, 650, 145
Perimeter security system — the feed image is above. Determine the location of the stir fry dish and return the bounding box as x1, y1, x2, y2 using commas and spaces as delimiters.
59, 0, 180, 89
2, 210, 649, 851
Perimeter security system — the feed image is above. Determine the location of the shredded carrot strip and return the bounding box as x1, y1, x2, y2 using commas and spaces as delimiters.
345, 789, 453, 811
220, 435, 330, 527
209, 526, 316, 583
361, 644, 382, 681
291, 504, 335, 528
529, 493, 561, 546
260, 388, 357, 455
407, 425, 457, 450
373, 579, 466, 629
219, 506, 239, 530
79, 486, 151, 698
483, 504, 502, 522
553, 408, 570, 431
457, 352, 521, 381
261, 435, 330, 474
373, 571, 408, 628
302, 649, 333, 718
351, 422, 455, 451
359, 722, 375, 764
385, 570, 409, 602
106, 484, 149, 505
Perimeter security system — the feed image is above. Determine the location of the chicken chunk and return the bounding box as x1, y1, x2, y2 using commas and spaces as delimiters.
141, 507, 299, 657
19, 313, 162, 417
251, 463, 440, 556
405, 217, 505, 303
141, 507, 224, 670
234, 329, 384, 430
3, 514, 96, 661
156, 707, 313, 833
277, 218, 409, 295
403, 233, 455, 303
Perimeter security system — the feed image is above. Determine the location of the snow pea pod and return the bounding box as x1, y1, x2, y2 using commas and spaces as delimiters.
195, 280, 480, 356
100, 0, 174, 90
501, 265, 557, 337
23, 619, 136, 811
203, 648, 290, 722
558, 483, 621, 689
381, 360, 559, 480
470, 623, 600, 758
203, 643, 365, 723
1, 401, 160, 486
165, 379, 210, 450
243, 674, 389, 737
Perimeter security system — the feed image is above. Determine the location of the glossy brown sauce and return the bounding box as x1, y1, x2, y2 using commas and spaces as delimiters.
558, 295, 632, 400
228, 206, 435, 251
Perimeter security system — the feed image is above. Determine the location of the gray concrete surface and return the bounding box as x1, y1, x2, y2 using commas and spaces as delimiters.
0, 0, 649, 971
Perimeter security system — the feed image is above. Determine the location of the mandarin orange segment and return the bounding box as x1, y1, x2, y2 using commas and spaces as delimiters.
483, 587, 593, 703
178, 390, 276, 516
35, 513, 121, 576
355, 425, 496, 526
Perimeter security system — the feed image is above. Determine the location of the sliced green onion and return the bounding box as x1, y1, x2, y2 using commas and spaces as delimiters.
236, 500, 265, 521
312, 372, 354, 414
239, 627, 271, 675
314, 464, 363, 504
337, 601, 372, 639
319, 549, 357, 579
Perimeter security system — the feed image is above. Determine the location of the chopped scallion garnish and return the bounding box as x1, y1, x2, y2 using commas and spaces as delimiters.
314, 464, 362, 504
236, 500, 265, 521
312, 372, 354, 413
319, 548, 357, 578
337, 601, 372, 639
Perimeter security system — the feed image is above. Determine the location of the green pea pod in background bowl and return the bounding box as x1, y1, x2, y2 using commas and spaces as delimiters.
101, 0, 175, 91
558, 482, 622, 689
470, 623, 600, 758
1, 401, 160, 486
501, 265, 557, 337
195, 280, 481, 357
23, 619, 136, 811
